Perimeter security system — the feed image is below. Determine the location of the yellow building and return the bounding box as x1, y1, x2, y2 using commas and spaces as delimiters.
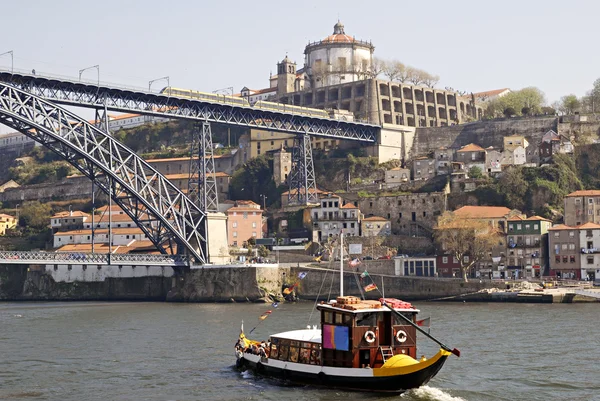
245, 128, 340, 158
0, 213, 17, 235
503, 135, 529, 151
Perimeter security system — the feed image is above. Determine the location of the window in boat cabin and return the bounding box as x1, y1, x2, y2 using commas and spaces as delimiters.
270, 342, 279, 359
299, 346, 310, 364
334, 313, 344, 325
310, 347, 321, 365
278, 341, 290, 361
289, 341, 300, 362
393, 312, 415, 325
323, 311, 333, 324
343, 314, 353, 325
356, 312, 378, 327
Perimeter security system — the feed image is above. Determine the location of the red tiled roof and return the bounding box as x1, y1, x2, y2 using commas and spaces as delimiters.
227, 207, 263, 213
566, 190, 600, 197
548, 224, 575, 231
576, 222, 600, 229
526, 216, 552, 222
52, 211, 90, 218
473, 88, 510, 98
340, 203, 358, 209
453, 206, 513, 219
457, 143, 485, 152
54, 227, 144, 236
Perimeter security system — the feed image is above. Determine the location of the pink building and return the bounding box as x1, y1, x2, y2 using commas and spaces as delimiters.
226, 201, 264, 247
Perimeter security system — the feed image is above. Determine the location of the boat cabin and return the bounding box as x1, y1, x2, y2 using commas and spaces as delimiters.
265, 297, 418, 370
315, 297, 418, 368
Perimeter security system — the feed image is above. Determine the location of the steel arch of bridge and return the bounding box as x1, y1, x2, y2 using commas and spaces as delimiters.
0, 70, 379, 141
0, 82, 206, 263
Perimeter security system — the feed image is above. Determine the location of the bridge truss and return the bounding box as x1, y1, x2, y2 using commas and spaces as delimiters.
0, 70, 380, 141
0, 82, 206, 263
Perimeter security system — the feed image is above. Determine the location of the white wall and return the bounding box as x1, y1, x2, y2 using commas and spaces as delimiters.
45, 264, 174, 283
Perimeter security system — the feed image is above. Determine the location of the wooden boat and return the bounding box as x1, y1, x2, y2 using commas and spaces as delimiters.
235, 234, 459, 394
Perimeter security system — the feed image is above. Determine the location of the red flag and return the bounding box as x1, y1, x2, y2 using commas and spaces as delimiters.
417, 317, 431, 327
364, 283, 378, 292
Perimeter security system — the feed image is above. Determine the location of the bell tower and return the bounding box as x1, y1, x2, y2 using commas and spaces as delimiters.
277, 55, 296, 96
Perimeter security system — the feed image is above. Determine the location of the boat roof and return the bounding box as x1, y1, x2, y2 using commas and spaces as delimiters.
317, 303, 419, 314
270, 328, 321, 342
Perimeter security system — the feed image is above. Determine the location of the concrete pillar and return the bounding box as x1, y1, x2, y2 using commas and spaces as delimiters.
433, 90, 441, 127
400, 84, 408, 126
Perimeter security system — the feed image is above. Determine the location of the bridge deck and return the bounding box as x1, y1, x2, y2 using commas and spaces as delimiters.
0, 68, 379, 141
0, 251, 189, 267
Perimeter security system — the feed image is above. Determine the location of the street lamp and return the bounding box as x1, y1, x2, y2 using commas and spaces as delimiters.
15, 204, 19, 225
79, 65, 100, 86
149, 76, 169, 92
0, 50, 13, 73
260, 194, 267, 210
212, 87, 234, 96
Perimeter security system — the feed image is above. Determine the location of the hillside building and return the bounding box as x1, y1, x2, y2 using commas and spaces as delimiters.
242, 21, 483, 128
0, 213, 17, 236
564, 190, 600, 226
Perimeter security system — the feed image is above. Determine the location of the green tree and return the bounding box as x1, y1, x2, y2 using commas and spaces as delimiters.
503, 107, 516, 118
257, 245, 269, 258
497, 167, 527, 210
19, 201, 52, 230
558, 94, 581, 115
485, 87, 546, 118
468, 166, 483, 179
229, 156, 279, 206
435, 212, 500, 282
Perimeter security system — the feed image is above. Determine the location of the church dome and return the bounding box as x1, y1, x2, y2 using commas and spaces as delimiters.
323, 21, 354, 43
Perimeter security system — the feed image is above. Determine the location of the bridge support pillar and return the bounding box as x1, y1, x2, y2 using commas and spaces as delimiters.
188, 121, 225, 263
288, 133, 318, 205
188, 121, 219, 212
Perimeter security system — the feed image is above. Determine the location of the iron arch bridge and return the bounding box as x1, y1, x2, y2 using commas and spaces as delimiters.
0, 82, 206, 263
0, 69, 380, 141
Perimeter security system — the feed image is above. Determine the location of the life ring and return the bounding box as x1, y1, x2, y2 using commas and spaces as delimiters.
396, 330, 407, 343
364, 330, 376, 343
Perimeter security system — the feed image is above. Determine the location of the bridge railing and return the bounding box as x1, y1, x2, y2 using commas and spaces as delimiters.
0, 66, 150, 93
0, 251, 190, 266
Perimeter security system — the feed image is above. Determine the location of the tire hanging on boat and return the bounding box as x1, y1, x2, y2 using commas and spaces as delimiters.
364, 330, 376, 343
396, 329, 407, 343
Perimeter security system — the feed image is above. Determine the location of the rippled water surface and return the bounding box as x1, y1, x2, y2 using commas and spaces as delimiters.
1, 301, 599, 401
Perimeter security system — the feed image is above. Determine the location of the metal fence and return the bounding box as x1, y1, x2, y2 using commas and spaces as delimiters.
0, 251, 189, 266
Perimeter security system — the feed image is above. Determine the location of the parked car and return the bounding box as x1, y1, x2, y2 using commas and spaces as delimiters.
362, 256, 374, 260
378, 255, 391, 260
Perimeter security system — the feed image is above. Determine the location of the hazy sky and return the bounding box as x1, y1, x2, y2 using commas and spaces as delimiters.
1, 0, 598, 114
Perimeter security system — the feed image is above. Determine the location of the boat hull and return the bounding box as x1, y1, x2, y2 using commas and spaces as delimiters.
236, 351, 450, 394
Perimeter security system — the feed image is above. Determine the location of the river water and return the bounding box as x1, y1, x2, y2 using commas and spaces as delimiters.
1, 301, 598, 401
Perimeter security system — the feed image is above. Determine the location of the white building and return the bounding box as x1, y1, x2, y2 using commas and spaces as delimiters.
303, 21, 375, 88
394, 256, 437, 277
311, 194, 361, 241
51, 211, 91, 233
53, 227, 147, 248
0, 131, 39, 150
578, 222, 600, 280
107, 113, 171, 131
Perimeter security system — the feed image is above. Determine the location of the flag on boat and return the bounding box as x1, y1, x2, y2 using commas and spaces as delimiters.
360, 270, 369, 278
349, 258, 361, 267
283, 284, 296, 295
298, 272, 308, 280
259, 310, 272, 320
417, 317, 431, 327
364, 283, 378, 292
